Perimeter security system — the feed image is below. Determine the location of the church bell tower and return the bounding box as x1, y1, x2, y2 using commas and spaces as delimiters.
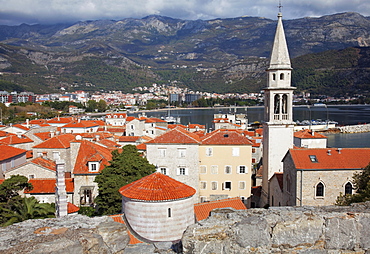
261, 11, 295, 207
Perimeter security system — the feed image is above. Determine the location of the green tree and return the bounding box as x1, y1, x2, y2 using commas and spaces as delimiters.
94, 145, 156, 215
97, 99, 107, 112
0, 175, 32, 203
336, 163, 370, 206
86, 100, 98, 112
2, 197, 55, 226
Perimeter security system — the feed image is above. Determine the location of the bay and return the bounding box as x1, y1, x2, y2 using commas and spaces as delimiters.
132, 105, 370, 148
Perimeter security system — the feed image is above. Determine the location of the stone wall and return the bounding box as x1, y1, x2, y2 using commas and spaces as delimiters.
339, 123, 370, 133
1, 203, 370, 253
183, 202, 370, 253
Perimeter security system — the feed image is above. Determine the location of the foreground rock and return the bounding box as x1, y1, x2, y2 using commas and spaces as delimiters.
182, 203, 370, 253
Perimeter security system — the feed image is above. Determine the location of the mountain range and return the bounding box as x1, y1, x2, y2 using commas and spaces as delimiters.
0, 12, 369, 96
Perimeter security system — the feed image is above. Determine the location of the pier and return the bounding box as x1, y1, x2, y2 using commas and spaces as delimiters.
338, 123, 370, 133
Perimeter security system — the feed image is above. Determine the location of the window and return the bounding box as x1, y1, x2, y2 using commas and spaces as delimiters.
88, 162, 99, 172
252, 158, 256, 163
345, 182, 353, 195
280, 73, 284, 80
239, 181, 246, 190
316, 182, 324, 197
211, 165, 218, 174
225, 165, 232, 174
223, 181, 231, 190
160, 167, 167, 175
200, 165, 207, 174
309, 155, 318, 163
200, 181, 207, 190
178, 148, 186, 158
232, 147, 240, 156
37, 152, 43, 157
159, 148, 166, 157
211, 181, 218, 190
200, 196, 207, 203
238, 165, 247, 174
168, 208, 172, 218
177, 167, 188, 175
272, 73, 276, 80
252, 148, 256, 153
206, 147, 213, 156
28, 174, 35, 179
80, 187, 94, 205
130, 125, 134, 130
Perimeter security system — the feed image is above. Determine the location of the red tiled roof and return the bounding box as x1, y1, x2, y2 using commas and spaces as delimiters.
62, 120, 99, 128
118, 136, 140, 142
168, 124, 187, 129
0, 130, 11, 137
25, 178, 74, 194
47, 117, 74, 124
30, 157, 56, 171
145, 117, 166, 123
119, 172, 196, 201
0, 135, 34, 145
98, 139, 121, 148
67, 202, 80, 214
255, 128, 263, 136
201, 129, 253, 145
188, 124, 205, 129
47, 117, 73, 124
146, 127, 200, 144
12, 124, 30, 131
136, 143, 146, 150
26, 150, 33, 159
194, 197, 246, 221
294, 129, 327, 139
126, 116, 136, 122
26, 119, 48, 125
289, 148, 370, 170
73, 140, 113, 174
109, 214, 143, 244
0, 144, 27, 161
34, 132, 53, 141
106, 113, 127, 118
33, 134, 75, 149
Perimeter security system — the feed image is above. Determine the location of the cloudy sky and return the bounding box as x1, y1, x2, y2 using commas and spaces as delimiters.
0, 0, 369, 26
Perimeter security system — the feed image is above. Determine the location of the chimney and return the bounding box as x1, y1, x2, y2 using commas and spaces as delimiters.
17, 132, 22, 138
337, 148, 342, 154
96, 135, 100, 142
26, 119, 30, 128
50, 131, 55, 138
327, 150, 331, 155
55, 160, 68, 217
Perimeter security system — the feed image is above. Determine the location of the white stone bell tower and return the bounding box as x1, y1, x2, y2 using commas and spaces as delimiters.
261, 11, 295, 207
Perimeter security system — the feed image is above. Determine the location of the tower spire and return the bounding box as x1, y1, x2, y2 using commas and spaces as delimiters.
268, 10, 291, 71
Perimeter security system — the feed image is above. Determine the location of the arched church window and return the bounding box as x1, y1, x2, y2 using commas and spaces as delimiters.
316, 182, 324, 197
282, 94, 288, 114
272, 73, 276, 81
345, 182, 353, 195
280, 73, 284, 80
274, 94, 280, 114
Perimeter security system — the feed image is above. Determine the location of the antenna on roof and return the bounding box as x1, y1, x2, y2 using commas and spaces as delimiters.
278, 0, 283, 13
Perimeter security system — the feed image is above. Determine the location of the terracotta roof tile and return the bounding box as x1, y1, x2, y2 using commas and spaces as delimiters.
47, 117, 74, 124
62, 120, 99, 128
146, 127, 200, 144
119, 172, 196, 201
73, 140, 113, 174
201, 129, 253, 145
125, 116, 136, 122
12, 124, 30, 131
34, 132, 53, 141
67, 202, 80, 214
0, 144, 27, 161
29, 157, 56, 171
294, 129, 327, 139
33, 134, 75, 149
98, 139, 121, 148
136, 143, 146, 150
194, 197, 246, 221
118, 136, 140, 142
188, 124, 205, 129
168, 124, 187, 129
145, 117, 166, 123
289, 148, 370, 170
0, 135, 34, 145
25, 178, 74, 194
106, 113, 127, 118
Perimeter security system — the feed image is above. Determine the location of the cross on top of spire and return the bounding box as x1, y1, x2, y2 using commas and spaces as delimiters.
278, 0, 283, 13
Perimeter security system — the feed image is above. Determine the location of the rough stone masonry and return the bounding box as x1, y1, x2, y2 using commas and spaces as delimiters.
1, 202, 370, 253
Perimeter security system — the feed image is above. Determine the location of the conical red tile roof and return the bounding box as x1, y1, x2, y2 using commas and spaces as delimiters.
119, 172, 196, 201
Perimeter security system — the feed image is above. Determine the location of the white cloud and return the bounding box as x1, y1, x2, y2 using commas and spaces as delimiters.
0, 0, 369, 25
